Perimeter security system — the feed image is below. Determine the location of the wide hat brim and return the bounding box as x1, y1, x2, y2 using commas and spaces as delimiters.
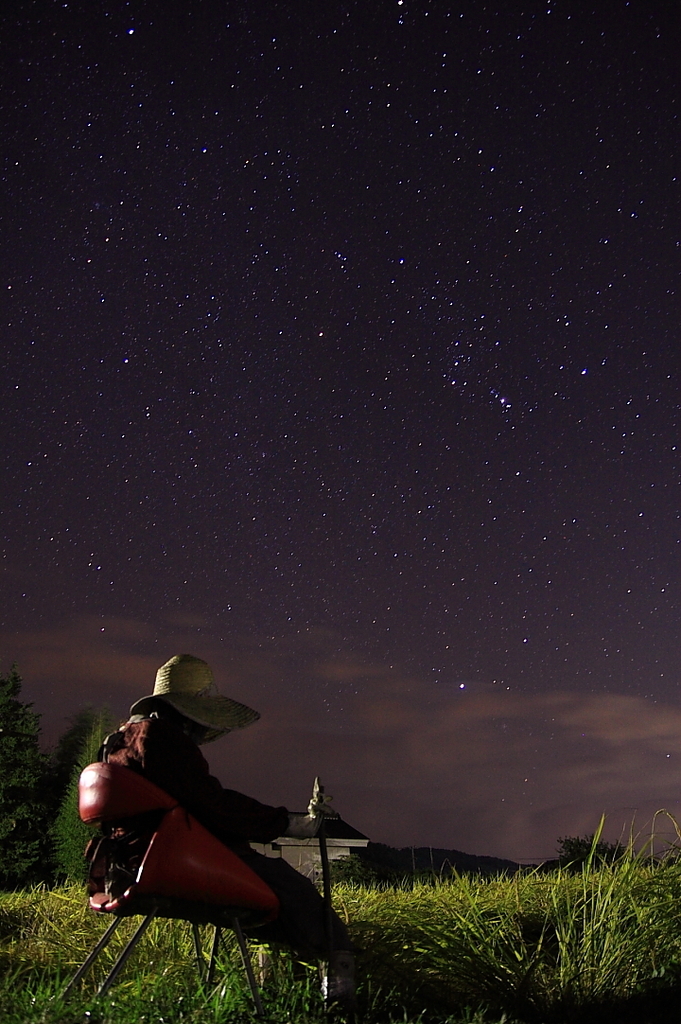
129, 691, 260, 733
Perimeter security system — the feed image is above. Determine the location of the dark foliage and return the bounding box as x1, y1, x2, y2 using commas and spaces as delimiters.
329, 851, 400, 886
49, 706, 112, 803
331, 841, 520, 886
0, 665, 53, 888
361, 841, 518, 876
557, 833, 626, 870
51, 708, 116, 882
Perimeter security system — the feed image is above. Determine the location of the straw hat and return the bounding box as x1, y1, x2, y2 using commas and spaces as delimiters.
129, 654, 260, 739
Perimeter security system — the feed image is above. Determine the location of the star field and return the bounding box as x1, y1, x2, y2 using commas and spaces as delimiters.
1, 1, 681, 858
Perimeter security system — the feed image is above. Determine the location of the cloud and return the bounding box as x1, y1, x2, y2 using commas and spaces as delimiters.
3, 618, 681, 861
216, 680, 681, 861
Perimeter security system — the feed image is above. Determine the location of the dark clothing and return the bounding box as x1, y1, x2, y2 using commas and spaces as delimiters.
104, 717, 289, 856
239, 851, 350, 955
103, 716, 351, 957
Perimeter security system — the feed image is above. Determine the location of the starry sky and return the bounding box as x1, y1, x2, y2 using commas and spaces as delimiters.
2, 1, 681, 862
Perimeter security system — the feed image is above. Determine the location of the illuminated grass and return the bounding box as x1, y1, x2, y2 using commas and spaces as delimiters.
336, 855, 681, 1021
3, 858, 681, 1022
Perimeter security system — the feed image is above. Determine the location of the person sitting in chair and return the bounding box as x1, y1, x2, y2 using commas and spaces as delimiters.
99, 653, 355, 1010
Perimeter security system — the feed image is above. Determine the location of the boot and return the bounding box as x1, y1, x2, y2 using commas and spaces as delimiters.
322, 950, 356, 1015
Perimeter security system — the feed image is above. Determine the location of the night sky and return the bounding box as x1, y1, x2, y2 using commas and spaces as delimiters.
3, 1, 681, 862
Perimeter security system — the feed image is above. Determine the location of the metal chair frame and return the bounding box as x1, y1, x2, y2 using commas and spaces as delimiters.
62, 905, 265, 1013
63, 762, 280, 1015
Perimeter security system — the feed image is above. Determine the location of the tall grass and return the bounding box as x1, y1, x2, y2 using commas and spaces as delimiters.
338, 851, 681, 1021
3, 853, 681, 1022
0, 883, 332, 1023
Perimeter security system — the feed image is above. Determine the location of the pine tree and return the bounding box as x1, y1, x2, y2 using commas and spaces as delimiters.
52, 709, 115, 882
0, 665, 52, 888
50, 706, 115, 805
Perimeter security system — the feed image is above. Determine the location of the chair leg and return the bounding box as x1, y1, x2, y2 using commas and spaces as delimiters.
97, 911, 157, 997
61, 916, 123, 999
207, 925, 221, 987
232, 916, 264, 1016
191, 922, 205, 978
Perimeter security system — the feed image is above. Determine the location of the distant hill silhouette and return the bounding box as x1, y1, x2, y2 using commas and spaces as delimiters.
357, 841, 519, 877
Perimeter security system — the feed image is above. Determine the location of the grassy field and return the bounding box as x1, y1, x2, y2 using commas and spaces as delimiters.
3, 857, 681, 1023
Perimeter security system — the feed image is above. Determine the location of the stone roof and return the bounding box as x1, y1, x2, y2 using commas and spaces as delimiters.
288, 814, 369, 842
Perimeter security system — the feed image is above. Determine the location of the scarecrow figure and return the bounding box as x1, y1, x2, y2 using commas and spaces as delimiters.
99, 653, 355, 1011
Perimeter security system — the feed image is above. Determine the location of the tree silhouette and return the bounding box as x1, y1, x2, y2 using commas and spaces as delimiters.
0, 665, 52, 887
52, 708, 115, 881
557, 833, 625, 869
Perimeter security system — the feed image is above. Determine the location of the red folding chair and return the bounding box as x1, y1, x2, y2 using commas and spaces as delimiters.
62, 762, 280, 1014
